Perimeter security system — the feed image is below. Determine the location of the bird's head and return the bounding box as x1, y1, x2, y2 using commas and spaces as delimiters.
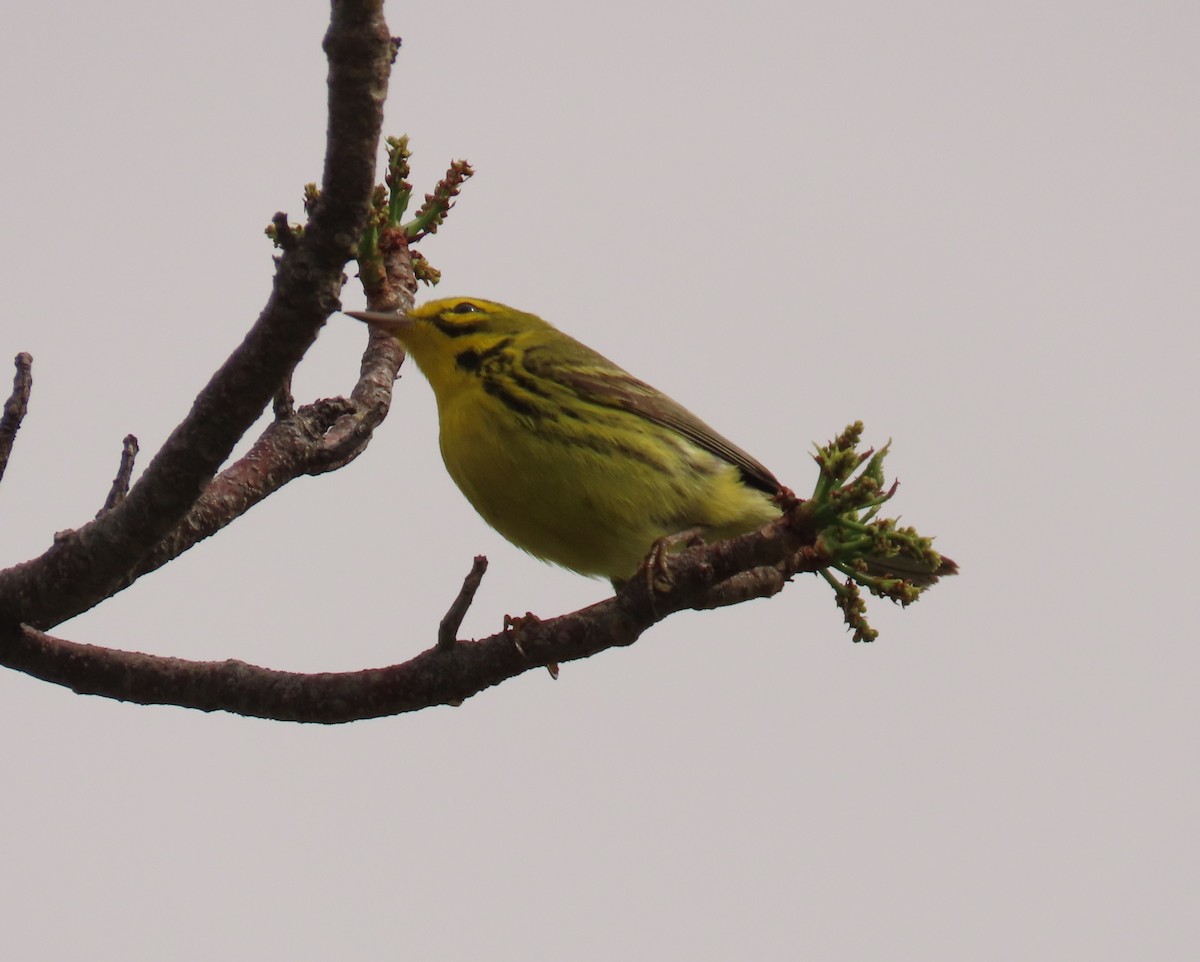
345, 297, 555, 398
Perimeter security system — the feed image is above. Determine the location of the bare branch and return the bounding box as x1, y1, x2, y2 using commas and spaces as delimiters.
0, 509, 826, 724
43, 180, 414, 604
0, 1, 394, 632
0, 352, 32, 484
97, 435, 139, 517
439, 556, 489, 649
90, 333, 406, 595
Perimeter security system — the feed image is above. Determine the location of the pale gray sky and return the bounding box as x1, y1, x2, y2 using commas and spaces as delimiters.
1, 1, 1196, 958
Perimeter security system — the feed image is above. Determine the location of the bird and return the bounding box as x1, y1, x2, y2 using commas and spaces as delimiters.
346, 297, 951, 588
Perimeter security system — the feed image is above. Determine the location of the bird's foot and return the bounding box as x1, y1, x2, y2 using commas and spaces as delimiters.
503, 611, 558, 679
641, 527, 706, 595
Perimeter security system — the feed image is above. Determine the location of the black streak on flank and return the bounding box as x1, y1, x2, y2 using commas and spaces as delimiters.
509, 368, 557, 400
482, 378, 547, 420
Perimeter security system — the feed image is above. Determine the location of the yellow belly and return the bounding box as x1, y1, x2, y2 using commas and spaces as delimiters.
436, 390, 779, 580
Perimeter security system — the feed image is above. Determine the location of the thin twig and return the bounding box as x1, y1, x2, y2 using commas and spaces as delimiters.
97, 435, 140, 517
273, 372, 295, 420
0, 353, 33, 485
438, 555, 488, 648
269, 212, 299, 252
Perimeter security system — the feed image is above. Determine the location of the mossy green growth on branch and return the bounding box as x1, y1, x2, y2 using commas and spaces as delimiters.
797, 422, 957, 641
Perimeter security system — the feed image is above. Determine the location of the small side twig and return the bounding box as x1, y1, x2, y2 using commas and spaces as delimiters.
265, 211, 300, 252
273, 372, 295, 420
97, 435, 140, 517
438, 555, 488, 649
0, 352, 33, 485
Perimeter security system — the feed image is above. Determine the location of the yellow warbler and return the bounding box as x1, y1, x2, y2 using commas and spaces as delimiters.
347, 297, 784, 584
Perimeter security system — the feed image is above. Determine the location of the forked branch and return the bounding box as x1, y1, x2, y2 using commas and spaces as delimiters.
0, 1, 394, 632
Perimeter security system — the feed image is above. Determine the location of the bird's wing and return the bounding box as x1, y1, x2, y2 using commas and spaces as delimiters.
525, 343, 782, 496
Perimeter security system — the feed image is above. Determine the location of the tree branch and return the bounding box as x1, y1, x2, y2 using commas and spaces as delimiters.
98, 223, 414, 589
0, 1, 394, 631
0, 508, 824, 724
102, 324, 406, 590
439, 556, 489, 649
0, 352, 32, 485
97, 435, 139, 517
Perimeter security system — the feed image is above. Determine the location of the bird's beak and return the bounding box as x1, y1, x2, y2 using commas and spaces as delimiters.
344, 310, 414, 335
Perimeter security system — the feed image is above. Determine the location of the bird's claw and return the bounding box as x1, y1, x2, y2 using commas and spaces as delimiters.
641, 528, 705, 595
504, 611, 557, 678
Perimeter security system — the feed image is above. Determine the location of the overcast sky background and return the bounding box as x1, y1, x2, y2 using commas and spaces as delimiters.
1, 1, 1196, 958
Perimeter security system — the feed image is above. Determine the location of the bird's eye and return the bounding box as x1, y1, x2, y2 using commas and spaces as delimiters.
450, 301, 481, 314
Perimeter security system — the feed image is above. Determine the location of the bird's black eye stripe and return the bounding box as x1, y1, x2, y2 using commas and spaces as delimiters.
431, 315, 488, 337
